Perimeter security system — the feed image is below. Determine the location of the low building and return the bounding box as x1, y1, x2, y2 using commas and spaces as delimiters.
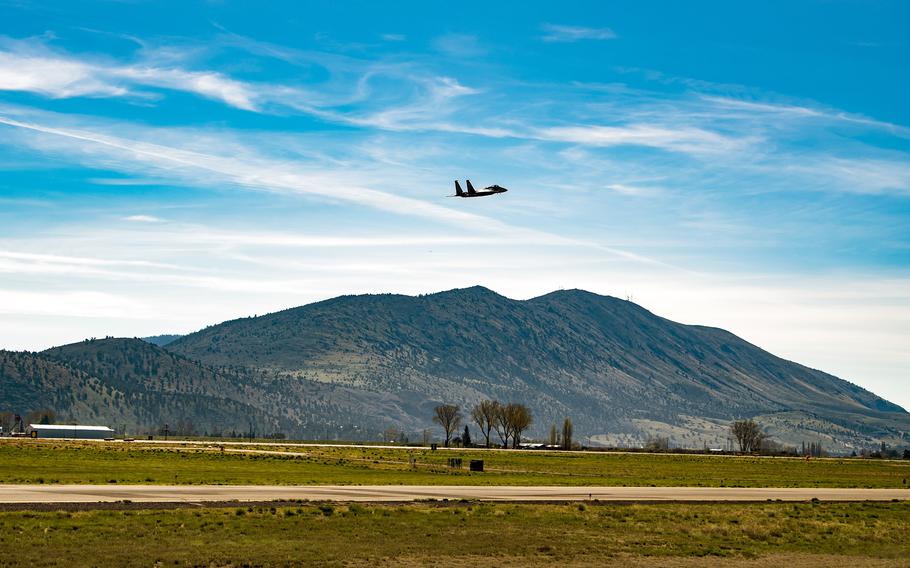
27, 424, 115, 440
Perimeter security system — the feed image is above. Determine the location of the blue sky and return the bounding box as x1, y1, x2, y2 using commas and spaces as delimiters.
1, 0, 909, 407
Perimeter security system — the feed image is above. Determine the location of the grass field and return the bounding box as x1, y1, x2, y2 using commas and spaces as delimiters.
0, 501, 907, 567
2, 439, 909, 488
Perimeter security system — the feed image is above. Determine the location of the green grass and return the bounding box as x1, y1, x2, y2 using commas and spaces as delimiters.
2, 439, 910, 487
0, 501, 907, 567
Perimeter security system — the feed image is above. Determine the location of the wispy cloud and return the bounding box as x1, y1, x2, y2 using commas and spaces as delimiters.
89, 177, 163, 186
0, 254, 312, 294
0, 36, 259, 110
381, 34, 405, 42
541, 24, 617, 43
775, 156, 910, 196
3, 108, 655, 264
0, 250, 181, 270
700, 95, 910, 137
0, 289, 158, 319
536, 124, 746, 156
0, 34, 508, 139
0, 51, 127, 98
0, 112, 500, 231
433, 33, 486, 57
604, 183, 662, 197
3, 30, 907, 173
123, 214, 163, 222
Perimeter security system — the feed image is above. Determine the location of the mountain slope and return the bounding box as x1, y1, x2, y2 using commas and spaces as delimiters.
165, 287, 909, 451
1, 340, 292, 436
1, 338, 409, 439
0, 350, 117, 425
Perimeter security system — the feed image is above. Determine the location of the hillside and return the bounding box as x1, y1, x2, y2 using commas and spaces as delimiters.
163, 287, 910, 451
1, 341, 290, 436
1, 350, 116, 426
1, 338, 408, 439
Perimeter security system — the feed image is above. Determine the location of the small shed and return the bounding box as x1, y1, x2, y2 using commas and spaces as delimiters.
27, 424, 115, 440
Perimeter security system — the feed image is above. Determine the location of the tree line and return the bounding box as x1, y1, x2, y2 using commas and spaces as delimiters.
433, 401, 574, 449
433, 401, 531, 448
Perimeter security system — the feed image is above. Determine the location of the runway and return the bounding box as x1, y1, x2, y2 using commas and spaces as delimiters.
0, 484, 906, 504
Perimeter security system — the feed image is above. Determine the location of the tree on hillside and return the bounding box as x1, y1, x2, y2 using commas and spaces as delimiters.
432, 404, 463, 447
731, 419, 765, 452
471, 400, 499, 448
561, 417, 573, 450
506, 403, 533, 448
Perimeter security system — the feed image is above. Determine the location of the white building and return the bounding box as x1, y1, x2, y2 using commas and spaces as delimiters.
27, 424, 115, 440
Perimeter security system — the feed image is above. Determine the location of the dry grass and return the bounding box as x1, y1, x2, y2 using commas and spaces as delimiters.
0, 501, 906, 567
2, 439, 909, 488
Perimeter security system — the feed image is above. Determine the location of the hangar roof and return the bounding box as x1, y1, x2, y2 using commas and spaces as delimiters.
28, 424, 114, 431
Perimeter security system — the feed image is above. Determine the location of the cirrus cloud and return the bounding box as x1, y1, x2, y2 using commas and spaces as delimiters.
541, 24, 618, 42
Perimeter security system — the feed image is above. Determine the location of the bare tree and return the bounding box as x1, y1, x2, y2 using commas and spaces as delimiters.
561, 417, 573, 450
506, 403, 533, 448
731, 419, 764, 452
25, 409, 57, 425
470, 400, 499, 448
645, 435, 670, 452
489, 402, 535, 449
493, 404, 511, 448
0, 412, 15, 434
174, 419, 197, 437
433, 404, 463, 447
549, 423, 558, 446
381, 425, 400, 442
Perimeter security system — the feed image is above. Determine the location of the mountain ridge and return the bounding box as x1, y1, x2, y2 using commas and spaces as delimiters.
164, 286, 908, 450
2, 286, 907, 451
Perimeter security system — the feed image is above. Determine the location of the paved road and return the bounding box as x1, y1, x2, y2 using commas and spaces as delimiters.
0, 485, 906, 504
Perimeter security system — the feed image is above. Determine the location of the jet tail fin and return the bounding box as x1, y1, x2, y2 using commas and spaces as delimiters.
466, 179, 477, 195
454, 180, 464, 196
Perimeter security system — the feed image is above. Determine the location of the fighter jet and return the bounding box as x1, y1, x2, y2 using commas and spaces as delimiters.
454, 180, 508, 198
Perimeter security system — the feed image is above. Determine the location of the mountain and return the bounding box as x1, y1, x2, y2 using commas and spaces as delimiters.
164, 287, 909, 451
141, 334, 182, 347
2, 287, 907, 451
